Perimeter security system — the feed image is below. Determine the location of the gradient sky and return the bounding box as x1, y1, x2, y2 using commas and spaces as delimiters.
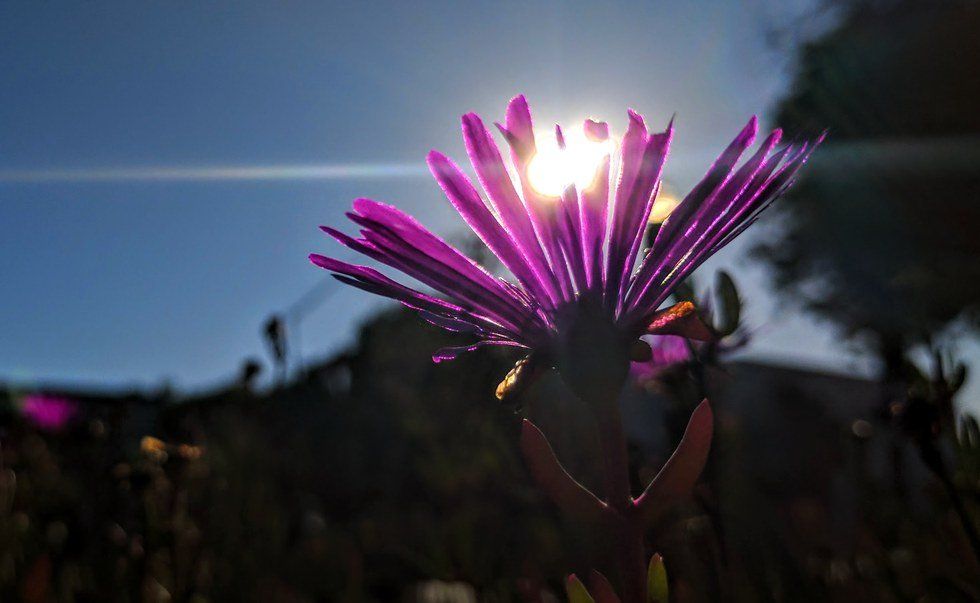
2, 1, 977, 407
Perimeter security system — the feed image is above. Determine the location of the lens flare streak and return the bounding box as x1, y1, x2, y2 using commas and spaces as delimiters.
0, 163, 428, 184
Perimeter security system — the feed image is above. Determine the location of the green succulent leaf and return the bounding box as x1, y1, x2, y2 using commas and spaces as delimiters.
674, 279, 697, 304
714, 270, 741, 336
566, 574, 596, 603
647, 554, 668, 603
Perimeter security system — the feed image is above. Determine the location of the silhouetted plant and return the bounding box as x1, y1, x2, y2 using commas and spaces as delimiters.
311, 95, 819, 601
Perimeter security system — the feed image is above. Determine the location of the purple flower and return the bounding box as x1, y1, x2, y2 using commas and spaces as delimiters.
630, 330, 749, 387
630, 335, 693, 381
20, 394, 79, 433
311, 96, 820, 375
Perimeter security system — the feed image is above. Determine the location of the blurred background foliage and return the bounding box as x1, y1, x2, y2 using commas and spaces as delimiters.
756, 0, 980, 365
3, 0, 980, 601
2, 299, 979, 601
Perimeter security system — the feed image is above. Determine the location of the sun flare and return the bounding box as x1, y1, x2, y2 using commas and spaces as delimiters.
526, 125, 616, 197
649, 191, 680, 224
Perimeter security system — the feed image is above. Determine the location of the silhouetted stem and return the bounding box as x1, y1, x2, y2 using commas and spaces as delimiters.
590, 388, 646, 603
943, 473, 980, 565
932, 451, 980, 564
685, 347, 728, 599
917, 441, 980, 564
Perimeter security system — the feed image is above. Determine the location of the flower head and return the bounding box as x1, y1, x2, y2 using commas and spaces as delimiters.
311, 96, 821, 388
631, 335, 693, 380
20, 394, 79, 433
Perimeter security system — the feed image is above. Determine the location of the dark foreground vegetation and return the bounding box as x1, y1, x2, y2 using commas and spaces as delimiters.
2, 306, 979, 602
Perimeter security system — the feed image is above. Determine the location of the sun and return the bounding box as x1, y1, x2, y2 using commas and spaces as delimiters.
526, 125, 616, 197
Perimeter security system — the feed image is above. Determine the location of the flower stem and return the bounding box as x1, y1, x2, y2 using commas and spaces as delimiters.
591, 390, 647, 603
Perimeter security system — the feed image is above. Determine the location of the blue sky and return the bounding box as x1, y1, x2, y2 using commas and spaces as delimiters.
2, 1, 977, 406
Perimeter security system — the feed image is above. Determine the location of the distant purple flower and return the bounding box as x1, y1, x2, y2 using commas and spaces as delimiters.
21, 394, 79, 433
312, 96, 820, 368
631, 336, 693, 382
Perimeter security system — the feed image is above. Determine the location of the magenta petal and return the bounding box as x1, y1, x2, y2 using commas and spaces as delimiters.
619, 131, 672, 291
310, 254, 520, 341
500, 98, 578, 302
579, 120, 611, 290
311, 96, 821, 366
703, 138, 822, 257
558, 183, 588, 293
432, 339, 524, 363
344, 199, 537, 332
628, 133, 823, 330
606, 115, 672, 307
351, 197, 511, 298
583, 118, 609, 142
433, 343, 483, 362
504, 94, 536, 156
625, 127, 777, 315
322, 225, 517, 326
653, 116, 758, 254
672, 138, 820, 285
310, 254, 441, 311
319, 225, 387, 262
426, 151, 555, 310
624, 119, 765, 323
500, 97, 579, 302
604, 111, 649, 297
550, 124, 587, 293
418, 311, 487, 335
660, 130, 790, 280
462, 112, 564, 302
